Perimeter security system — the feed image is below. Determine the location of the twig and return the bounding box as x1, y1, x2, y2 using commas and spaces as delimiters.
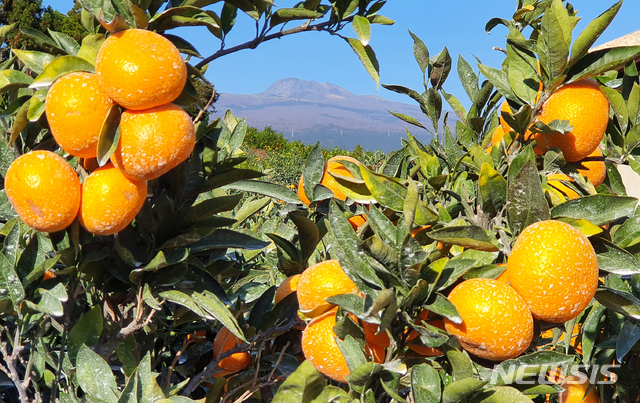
0, 327, 29, 403
182, 318, 302, 396
165, 332, 206, 389
194, 16, 353, 69
193, 89, 217, 124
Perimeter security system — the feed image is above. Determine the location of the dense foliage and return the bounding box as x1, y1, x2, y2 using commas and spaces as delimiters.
2, 0, 640, 403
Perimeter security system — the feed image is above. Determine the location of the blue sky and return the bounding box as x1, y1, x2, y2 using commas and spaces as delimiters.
44, 1, 640, 107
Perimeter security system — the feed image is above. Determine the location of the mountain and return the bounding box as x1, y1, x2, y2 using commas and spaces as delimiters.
212, 78, 434, 152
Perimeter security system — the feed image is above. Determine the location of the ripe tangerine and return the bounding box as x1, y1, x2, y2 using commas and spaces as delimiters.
78, 163, 147, 235
507, 220, 599, 323
5, 151, 81, 232
112, 103, 195, 181
95, 29, 187, 110
444, 278, 534, 361
45, 72, 114, 158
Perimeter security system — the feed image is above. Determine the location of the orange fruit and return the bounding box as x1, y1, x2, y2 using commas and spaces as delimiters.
362, 321, 390, 348
5, 151, 81, 232
301, 308, 351, 382
534, 79, 609, 162
444, 278, 533, 361
112, 103, 195, 181
321, 156, 360, 201
95, 28, 187, 110
45, 72, 115, 158
297, 175, 311, 205
365, 342, 386, 364
43, 270, 56, 281
348, 214, 366, 231
495, 263, 509, 283
486, 126, 505, 153
296, 259, 358, 314
406, 312, 446, 357
546, 173, 580, 200
559, 375, 600, 403
186, 330, 207, 345
213, 327, 251, 373
78, 163, 147, 235
576, 148, 606, 188
507, 220, 599, 323
411, 225, 431, 238
274, 274, 300, 305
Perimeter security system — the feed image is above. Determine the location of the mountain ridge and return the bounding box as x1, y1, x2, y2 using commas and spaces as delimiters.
212, 78, 434, 152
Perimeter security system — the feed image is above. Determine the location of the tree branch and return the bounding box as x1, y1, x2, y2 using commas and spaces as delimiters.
0, 327, 29, 403
194, 16, 353, 70
182, 318, 302, 396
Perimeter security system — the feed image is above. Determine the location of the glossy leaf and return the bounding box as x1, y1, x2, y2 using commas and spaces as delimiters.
270, 8, 322, 27
567, 46, 640, 83
592, 238, 640, 275
225, 180, 299, 204
96, 105, 121, 166
192, 291, 246, 341
551, 194, 637, 226
507, 160, 551, 235
12, 49, 55, 75
412, 364, 441, 403
76, 345, 119, 403
491, 351, 575, 386
0, 69, 34, 92
30, 56, 95, 88
68, 305, 103, 359
345, 37, 380, 89
77, 34, 106, 64
582, 302, 605, 364
352, 15, 371, 46
569, 1, 622, 67
8, 100, 30, 146
595, 287, 640, 320
470, 387, 534, 403
271, 360, 325, 403
409, 30, 429, 75
442, 378, 488, 403
0, 253, 25, 310
428, 225, 499, 252
48, 29, 80, 55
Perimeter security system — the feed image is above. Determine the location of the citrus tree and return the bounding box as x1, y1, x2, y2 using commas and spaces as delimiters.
2, 0, 640, 403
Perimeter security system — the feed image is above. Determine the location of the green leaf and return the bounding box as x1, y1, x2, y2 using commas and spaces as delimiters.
192, 291, 246, 341
491, 351, 575, 386
269, 8, 322, 28
478, 63, 517, 102
76, 345, 119, 403
345, 37, 380, 89
479, 163, 507, 216
27, 88, 47, 122
581, 302, 605, 364
0, 23, 16, 42
68, 305, 103, 359
550, 194, 638, 226
507, 36, 539, 106
163, 34, 202, 59
352, 15, 371, 46
96, 105, 121, 166
428, 225, 499, 252
224, 180, 299, 204
181, 229, 269, 252
359, 165, 437, 225
272, 360, 325, 403
612, 215, 640, 249
195, 168, 264, 194
30, 56, 95, 89
303, 141, 324, 203
507, 160, 551, 235
595, 287, 640, 320
327, 201, 384, 289
0, 70, 34, 92
8, 100, 30, 146
19, 27, 61, 52
601, 85, 629, 134
567, 46, 640, 83
537, 0, 573, 81
616, 321, 640, 363
592, 238, 640, 276
220, 3, 238, 35
409, 30, 429, 75
569, 1, 622, 67
12, 49, 55, 75
48, 29, 80, 55
0, 253, 25, 310
442, 378, 488, 403
77, 34, 106, 65
430, 47, 451, 90
426, 293, 461, 324
412, 364, 441, 403
289, 213, 320, 262
159, 290, 206, 317
470, 386, 534, 403
388, 110, 428, 130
